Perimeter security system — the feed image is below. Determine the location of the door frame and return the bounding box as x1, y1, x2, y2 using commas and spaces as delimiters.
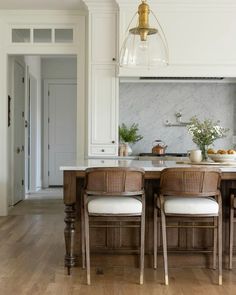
27, 73, 39, 193
43, 79, 77, 188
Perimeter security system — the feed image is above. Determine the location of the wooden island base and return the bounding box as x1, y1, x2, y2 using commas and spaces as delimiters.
63, 169, 236, 271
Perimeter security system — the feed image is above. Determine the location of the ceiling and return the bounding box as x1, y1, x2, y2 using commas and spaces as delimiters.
0, 0, 84, 10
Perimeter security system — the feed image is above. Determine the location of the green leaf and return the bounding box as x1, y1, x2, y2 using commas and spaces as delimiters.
119, 123, 143, 144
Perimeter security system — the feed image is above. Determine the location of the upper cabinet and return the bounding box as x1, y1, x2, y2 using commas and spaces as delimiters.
116, 0, 236, 77
91, 13, 117, 64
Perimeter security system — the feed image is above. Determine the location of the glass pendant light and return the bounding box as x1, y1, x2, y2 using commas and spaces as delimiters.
120, 0, 168, 68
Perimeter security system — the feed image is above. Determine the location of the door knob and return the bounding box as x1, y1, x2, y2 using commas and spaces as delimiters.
16, 147, 21, 154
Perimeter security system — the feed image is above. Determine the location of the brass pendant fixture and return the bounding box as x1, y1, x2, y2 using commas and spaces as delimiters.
120, 0, 168, 68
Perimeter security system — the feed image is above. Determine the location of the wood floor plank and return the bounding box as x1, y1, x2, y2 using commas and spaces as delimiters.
0, 199, 235, 295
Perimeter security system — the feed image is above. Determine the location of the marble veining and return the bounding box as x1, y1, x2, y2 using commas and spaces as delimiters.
60, 159, 236, 172
119, 82, 236, 154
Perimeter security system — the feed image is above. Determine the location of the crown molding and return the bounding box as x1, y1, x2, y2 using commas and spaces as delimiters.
115, 0, 236, 9
82, 0, 118, 11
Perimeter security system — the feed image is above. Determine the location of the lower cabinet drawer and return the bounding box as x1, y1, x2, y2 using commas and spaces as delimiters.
90, 145, 117, 156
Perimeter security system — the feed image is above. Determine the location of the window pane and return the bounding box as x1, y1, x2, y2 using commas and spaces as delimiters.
12, 29, 30, 43
55, 29, 73, 43
33, 29, 52, 43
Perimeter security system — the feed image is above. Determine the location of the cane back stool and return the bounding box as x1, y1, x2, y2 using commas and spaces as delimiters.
153, 167, 222, 285
229, 188, 236, 269
81, 167, 146, 285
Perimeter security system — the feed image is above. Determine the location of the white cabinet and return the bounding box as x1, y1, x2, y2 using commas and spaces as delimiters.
86, 7, 119, 157
91, 13, 117, 64
90, 64, 117, 146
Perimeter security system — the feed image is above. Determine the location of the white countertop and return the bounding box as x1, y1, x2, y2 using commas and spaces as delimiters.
60, 159, 236, 172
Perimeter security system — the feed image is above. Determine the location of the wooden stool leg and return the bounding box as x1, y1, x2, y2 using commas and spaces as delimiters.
140, 199, 145, 285
81, 198, 86, 269
213, 216, 217, 270
229, 193, 234, 270
84, 207, 91, 285
161, 209, 168, 286
154, 205, 158, 269
218, 209, 222, 285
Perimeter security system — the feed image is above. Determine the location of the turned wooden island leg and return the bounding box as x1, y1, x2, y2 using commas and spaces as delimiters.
64, 204, 76, 275
63, 170, 78, 275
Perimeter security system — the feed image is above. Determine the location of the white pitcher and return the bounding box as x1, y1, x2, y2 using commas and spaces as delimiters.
188, 149, 202, 163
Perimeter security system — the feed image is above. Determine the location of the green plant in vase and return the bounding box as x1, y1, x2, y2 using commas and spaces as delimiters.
187, 116, 229, 161
119, 123, 143, 155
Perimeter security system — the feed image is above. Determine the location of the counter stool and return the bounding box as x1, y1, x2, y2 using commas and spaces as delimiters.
82, 167, 145, 285
153, 167, 222, 285
229, 188, 236, 269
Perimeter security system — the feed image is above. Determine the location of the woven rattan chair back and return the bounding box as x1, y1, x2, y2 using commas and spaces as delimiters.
154, 167, 223, 286
84, 167, 145, 196
160, 167, 221, 197
82, 167, 146, 285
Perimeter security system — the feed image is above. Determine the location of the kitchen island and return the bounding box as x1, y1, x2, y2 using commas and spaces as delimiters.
61, 160, 236, 271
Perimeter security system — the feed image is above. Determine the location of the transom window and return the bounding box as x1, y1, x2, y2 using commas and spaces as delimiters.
12, 28, 74, 44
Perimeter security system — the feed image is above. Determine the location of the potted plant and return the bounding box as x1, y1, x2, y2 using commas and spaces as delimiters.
187, 116, 229, 160
119, 123, 143, 155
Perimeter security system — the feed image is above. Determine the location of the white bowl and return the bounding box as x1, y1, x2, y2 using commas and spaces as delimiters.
208, 153, 236, 162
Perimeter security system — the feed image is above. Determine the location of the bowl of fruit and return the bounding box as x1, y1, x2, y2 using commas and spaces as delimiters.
207, 149, 236, 162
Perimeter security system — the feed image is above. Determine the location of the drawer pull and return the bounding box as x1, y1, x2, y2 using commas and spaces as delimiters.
101, 149, 105, 152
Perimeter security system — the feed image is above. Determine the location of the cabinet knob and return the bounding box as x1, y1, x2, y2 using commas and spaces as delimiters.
112, 58, 116, 61
112, 140, 115, 144
101, 149, 105, 152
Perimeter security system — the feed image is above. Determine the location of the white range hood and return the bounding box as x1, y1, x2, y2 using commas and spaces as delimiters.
116, 0, 236, 78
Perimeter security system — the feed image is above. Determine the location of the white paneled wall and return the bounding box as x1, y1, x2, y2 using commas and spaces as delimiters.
41, 57, 77, 80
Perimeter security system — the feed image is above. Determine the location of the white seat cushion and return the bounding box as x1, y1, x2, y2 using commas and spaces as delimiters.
88, 196, 142, 215
164, 197, 219, 215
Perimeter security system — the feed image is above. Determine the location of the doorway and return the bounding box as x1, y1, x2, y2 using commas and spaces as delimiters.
9, 55, 77, 205
44, 80, 77, 186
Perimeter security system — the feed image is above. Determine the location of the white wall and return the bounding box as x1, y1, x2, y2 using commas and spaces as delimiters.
41, 57, 77, 80
0, 38, 8, 215
24, 56, 42, 192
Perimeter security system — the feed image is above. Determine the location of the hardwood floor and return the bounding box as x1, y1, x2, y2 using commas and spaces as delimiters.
0, 199, 236, 295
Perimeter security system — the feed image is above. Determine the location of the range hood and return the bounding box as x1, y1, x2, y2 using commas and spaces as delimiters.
139, 77, 224, 80
119, 77, 236, 83
118, 64, 236, 80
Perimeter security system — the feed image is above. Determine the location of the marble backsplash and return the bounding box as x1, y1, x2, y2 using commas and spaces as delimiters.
119, 82, 236, 155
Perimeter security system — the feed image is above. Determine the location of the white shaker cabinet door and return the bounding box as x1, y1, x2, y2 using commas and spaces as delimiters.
90, 65, 118, 155
91, 13, 117, 64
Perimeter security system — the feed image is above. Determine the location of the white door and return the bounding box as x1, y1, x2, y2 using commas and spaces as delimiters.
48, 82, 77, 186
13, 61, 25, 204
